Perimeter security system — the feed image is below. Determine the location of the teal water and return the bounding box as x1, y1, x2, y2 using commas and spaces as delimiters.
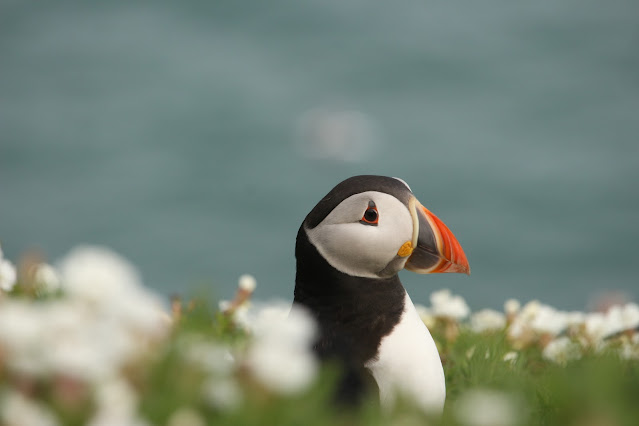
1, 1, 638, 310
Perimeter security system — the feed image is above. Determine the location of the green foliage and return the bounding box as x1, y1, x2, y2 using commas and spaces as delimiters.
134, 306, 639, 426
1, 293, 638, 426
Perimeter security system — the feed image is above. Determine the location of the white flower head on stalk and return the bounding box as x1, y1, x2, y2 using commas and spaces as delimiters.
620, 303, 639, 331
234, 300, 291, 334
34, 263, 61, 294
564, 311, 585, 329
542, 337, 582, 364
220, 274, 258, 318
0, 300, 48, 375
579, 303, 639, 347
507, 300, 543, 344
470, 309, 506, 333
0, 245, 18, 292
529, 305, 568, 336
202, 377, 243, 411
604, 303, 639, 337
455, 388, 522, 426
504, 299, 521, 317
94, 377, 138, 418
180, 336, 235, 377
58, 245, 143, 304
518, 300, 541, 322
60, 246, 142, 304
245, 303, 318, 395
430, 289, 470, 320
238, 274, 257, 293
58, 245, 169, 338
0, 298, 130, 380
0, 391, 59, 426
583, 312, 609, 344
41, 311, 135, 381
87, 376, 148, 426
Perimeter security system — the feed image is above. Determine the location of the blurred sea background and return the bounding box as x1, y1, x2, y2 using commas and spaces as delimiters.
1, 0, 637, 311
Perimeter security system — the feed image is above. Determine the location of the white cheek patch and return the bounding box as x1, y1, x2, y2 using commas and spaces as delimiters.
306, 192, 413, 278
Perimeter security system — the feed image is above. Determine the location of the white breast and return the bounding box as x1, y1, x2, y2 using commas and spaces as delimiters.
365, 292, 446, 413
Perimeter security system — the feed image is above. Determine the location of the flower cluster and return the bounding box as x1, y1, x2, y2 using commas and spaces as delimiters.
0, 245, 18, 293
218, 283, 319, 396
0, 245, 170, 426
1, 243, 638, 425
416, 289, 639, 364
0, 246, 322, 425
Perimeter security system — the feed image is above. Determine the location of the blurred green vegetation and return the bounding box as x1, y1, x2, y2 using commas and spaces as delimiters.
1, 294, 638, 426
141, 302, 639, 426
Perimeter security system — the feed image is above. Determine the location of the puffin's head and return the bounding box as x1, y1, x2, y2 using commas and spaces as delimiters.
302, 175, 469, 279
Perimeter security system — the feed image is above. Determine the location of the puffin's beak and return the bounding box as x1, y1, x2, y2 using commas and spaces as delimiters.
404, 197, 470, 275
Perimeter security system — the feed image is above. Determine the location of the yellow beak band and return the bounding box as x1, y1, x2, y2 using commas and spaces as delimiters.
397, 240, 414, 258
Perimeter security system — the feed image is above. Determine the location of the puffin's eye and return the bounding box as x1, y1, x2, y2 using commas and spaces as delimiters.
360, 201, 379, 226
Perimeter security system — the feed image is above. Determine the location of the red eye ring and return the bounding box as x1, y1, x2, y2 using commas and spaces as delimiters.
360, 206, 379, 225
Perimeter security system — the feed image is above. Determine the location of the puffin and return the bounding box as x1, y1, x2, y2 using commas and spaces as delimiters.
293, 175, 469, 413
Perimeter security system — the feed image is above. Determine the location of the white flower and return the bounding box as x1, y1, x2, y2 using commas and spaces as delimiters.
455, 389, 522, 426
519, 300, 541, 322
94, 376, 138, 417
245, 303, 318, 395
0, 391, 59, 426
0, 299, 127, 379
167, 407, 206, 426
529, 305, 567, 336
504, 299, 521, 317
564, 311, 585, 329
0, 246, 17, 292
621, 303, 639, 330
34, 263, 61, 293
238, 274, 257, 292
542, 337, 582, 364
507, 300, 563, 343
0, 246, 170, 382
0, 300, 48, 375
507, 320, 526, 340
247, 342, 317, 395
181, 337, 235, 376
235, 300, 293, 335
582, 306, 637, 343
58, 245, 143, 305
604, 303, 639, 337
202, 378, 242, 411
218, 300, 232, 312
470, 309, 506, 333
87, 377, 146, 426
58, 245, 170, 338
584, 312, 608, 342
578, 303, 639, 348
113, 289, 170, 338
430, 289, 470, 320
43, 318, 132, 381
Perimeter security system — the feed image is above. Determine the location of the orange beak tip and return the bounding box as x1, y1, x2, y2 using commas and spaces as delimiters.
421, 205, 470, 275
